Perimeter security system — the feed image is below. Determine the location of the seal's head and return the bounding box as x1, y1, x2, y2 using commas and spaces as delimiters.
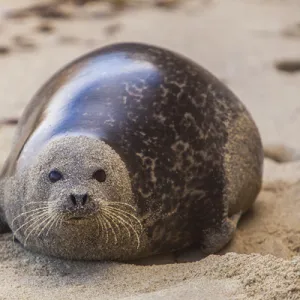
7, 136, 143, 260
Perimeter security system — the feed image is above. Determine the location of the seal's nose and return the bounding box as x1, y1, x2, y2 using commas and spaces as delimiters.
69, 193, 89, 207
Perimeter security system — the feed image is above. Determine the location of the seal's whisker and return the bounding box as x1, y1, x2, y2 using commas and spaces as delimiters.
98, 217, 105, 238
45, 213, 60, 236
104, 212, 121, 235
105, 206, 143, 232
108, 202, 137, 211
104, 209, 140, 249
54, 213, 63, 229
13, 211, 49, 235
95, 216, 101, 238
104, 215, 113, 245
105, 207, 143, 238
12, 209, 48, 242
37, 214, 57, 237
23, 212, 51, 235
100, 215, 109, 244
102, 213, 118, 245
59, 214, 64, 229
24, 216, 48, 246
24, 215, 53, 246
12, 212, 48, 243
96, 216, 104, 239
105, 207, 136, 230
102, 208, 131, 240
11, 207, 48, 226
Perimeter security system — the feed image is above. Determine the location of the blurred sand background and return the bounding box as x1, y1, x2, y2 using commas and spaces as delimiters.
0, 0, 300, 299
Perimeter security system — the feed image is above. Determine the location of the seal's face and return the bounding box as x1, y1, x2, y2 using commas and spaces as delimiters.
45, 167, 104, 221
7, 136, 143, 260
37, 138, 124, 223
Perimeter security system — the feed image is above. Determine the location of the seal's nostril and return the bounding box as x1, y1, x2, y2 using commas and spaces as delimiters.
70, 194, 77, 206
69, 193, 88, 207
82, 193, 88, 206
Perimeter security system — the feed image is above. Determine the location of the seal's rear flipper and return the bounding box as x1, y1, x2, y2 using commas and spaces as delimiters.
200, 212, 242, 255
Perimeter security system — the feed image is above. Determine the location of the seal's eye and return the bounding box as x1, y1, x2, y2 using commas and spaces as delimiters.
93, 169, 106, 182
49, 170, 63, 183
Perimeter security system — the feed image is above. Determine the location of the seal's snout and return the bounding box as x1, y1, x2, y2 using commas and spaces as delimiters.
69, 193, 89, 208
62, 191, 98, 219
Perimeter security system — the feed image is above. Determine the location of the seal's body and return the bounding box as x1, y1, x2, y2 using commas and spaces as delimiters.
0, 43, 263, 261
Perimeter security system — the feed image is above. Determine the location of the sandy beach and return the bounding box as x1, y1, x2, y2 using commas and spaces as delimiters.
1, 0, 300, 299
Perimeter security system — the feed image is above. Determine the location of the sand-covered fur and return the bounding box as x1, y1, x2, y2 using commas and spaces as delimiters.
0, 42, 263, 261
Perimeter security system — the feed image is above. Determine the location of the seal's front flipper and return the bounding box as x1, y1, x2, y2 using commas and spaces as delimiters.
200, 211, 242, 255
175, 212, 243, 263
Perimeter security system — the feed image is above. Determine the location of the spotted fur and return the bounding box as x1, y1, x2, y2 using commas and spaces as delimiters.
0, 43, 263, 260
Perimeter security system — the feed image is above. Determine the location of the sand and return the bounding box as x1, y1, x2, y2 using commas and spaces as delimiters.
1, 0, 300, 299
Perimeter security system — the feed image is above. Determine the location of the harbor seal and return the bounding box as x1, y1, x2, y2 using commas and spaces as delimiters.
0, 42, 263, 261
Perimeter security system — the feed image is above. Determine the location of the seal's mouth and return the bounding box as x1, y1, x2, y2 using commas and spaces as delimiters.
61, 204, 99, 222
64, 211, 98, 222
